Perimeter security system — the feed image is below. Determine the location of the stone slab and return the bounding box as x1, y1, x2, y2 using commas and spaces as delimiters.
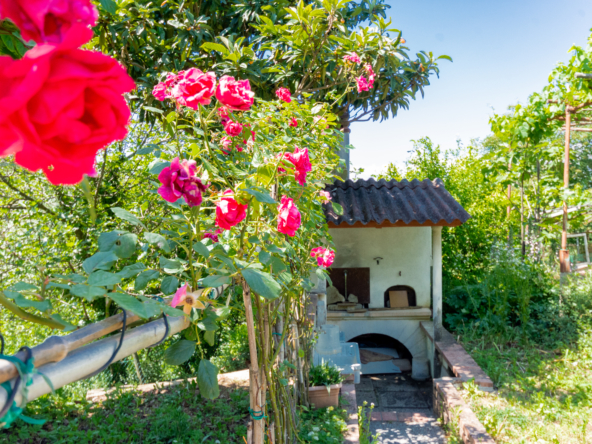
370, 420, 445, 443
380, 392, 430, 409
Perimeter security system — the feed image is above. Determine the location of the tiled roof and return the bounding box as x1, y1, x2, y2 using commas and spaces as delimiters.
323, 178, 471, 227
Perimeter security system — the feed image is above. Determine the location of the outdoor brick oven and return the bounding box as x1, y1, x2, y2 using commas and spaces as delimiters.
315, 178, 470, 380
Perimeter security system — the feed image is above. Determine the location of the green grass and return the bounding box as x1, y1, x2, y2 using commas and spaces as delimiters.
457, 326, 592, 443
1, 379, 348, 443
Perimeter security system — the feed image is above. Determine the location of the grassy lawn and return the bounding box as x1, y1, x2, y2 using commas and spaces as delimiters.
1, 380, 348, 443
457, 326, 592, 443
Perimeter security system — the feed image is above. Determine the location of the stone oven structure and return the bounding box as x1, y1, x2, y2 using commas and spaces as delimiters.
316, 178, 470, 380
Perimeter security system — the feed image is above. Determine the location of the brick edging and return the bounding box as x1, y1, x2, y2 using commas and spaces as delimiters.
433, 377, 495, 444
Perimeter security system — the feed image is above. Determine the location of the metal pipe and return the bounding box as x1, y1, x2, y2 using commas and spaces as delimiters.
0, 315, 189, 408
0, 311, 141, 384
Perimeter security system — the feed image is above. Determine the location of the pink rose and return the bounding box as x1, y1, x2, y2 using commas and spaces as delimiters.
152, 82, 169, 101
343, 53, 361, 64
0, 0, 98, 44
158, 157, 208, 207
203, 229, 221, 243
224, 120, 243, 137
216, 76, 255, 111
364, 64, 375, 88
164, 72, 179, 87
171, 68, 216, 109
0, 26, 135, 185
310, 247, 335, 267
319, 190, 332, 203
277, 195, 301, 237
218, 106, 230, 123
170, 284, 188, 308
356, 76, 370, 92
286, 147, 312, 186
275, 87, 292, 103
215, 189, 248, 230
289, 117, 298, 128
220, 136, 232, 154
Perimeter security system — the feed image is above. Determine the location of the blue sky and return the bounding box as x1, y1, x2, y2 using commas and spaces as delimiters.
350, 0, 592, 177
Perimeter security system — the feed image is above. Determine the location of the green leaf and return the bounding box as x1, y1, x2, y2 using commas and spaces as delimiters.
88, 271, 122, 287
145, 232, 171, 253
162, 305, 186, 317
197, 359, 220, 399
270, 256, 287, 273
114, 233, 138, 259
259, 251, 271, 264
160, 257, 184, 273
193, 241, 210, 258
143, 106, 164, 114
161, 275, 179, 295
331, 202, 344, 216
82, 251, 118, 274
242, 188, 276, 204
134, 269, 160, 291
164, 340, 196, 365
7, 282, 38, 292
149, 161, 170, 175
204, 330, 215, 346
201, 275, 231, 288
201, 42, 229, 55
99, 0, 117, 14
98, 231, 120, 251
70, 284, 107, 302
5, 291, 51, 312
110, 207, 146, 229
50, 314, 76, 332
108, 293, 153, 320
241, 268, 281, 300
99, 231, 137, 258
117, 263, 146, 279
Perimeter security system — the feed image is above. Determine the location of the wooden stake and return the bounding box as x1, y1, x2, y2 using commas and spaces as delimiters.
560, 108, 572, 273
242, 280, 265, 444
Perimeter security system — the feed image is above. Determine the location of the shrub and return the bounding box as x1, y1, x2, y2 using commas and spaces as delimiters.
309, 362, 344, 387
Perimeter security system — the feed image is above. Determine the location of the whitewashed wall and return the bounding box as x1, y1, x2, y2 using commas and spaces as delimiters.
329, 226, 432, 308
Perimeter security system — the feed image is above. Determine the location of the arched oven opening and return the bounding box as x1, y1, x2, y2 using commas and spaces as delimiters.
348, 333, 412, 374
383, 285, 416, 308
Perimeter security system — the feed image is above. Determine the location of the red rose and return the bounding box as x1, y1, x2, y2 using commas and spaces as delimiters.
311, 247, 335, 267
171, 68, 216, 109
0, 26, 135, 185
224, 120, 243, 137
275, 87, 292, 103
215, 75, 255, 111
0, 0, 98, 44
277, 195, 301, 237
215, 189, 248, 230
289, 117, 298, 127
286, 147, 312, 186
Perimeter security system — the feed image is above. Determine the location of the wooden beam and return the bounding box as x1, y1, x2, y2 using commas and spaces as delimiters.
327, 219, 463, 229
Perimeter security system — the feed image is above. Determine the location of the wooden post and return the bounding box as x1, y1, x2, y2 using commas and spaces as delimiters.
507, 154, 512, 247
560, 107, 572, 273
242, 281, 265, 444
432, 226, 443, 379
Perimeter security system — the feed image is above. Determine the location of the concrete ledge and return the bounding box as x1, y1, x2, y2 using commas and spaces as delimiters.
434, 377, 495, 444
328, 308, 432, 320
421, 322, 493, 391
